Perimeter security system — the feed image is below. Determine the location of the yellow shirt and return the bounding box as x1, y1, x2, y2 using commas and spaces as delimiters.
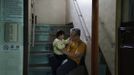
64, 40, 86, 64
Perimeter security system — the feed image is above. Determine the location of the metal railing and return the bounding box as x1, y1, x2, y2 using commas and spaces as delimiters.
73, 0, 91, 41
31, 14, 36, 47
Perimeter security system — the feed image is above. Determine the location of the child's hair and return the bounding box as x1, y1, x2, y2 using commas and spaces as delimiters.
56, 30, 65, 38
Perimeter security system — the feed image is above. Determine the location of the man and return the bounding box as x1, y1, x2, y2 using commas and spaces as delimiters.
57, 28, 87, 75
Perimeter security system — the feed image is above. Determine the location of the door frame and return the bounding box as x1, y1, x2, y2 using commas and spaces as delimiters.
23, 0, 100, 75
91, 0, 99, 75
23, 0, 29, 75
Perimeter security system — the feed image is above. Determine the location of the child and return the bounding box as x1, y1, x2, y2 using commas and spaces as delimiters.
52, 30, 68, 75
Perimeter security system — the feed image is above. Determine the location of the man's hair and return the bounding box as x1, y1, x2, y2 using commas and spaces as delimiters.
70, 28, 81, 36
56, 30, 65, 38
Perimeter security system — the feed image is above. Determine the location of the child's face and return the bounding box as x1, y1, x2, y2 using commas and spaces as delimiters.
59, 34, 64, 39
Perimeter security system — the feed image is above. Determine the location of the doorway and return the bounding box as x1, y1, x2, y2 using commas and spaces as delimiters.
23, 0, 99, 75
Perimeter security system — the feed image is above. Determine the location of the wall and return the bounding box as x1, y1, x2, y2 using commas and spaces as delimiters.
34, 0, 66, 24
99, 0, 116, 75
66, 0, 92, 74
66, 0, 92, 36
0, 0, 23, 75
28, 0, 32, 53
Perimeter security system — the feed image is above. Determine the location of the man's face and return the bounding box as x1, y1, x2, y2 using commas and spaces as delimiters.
70, 31, 77, 40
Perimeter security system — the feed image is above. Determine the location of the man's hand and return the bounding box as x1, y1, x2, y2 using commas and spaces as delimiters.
63, 50, 80, 58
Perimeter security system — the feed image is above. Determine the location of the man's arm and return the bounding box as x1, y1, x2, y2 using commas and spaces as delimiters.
63, 43, 86, 58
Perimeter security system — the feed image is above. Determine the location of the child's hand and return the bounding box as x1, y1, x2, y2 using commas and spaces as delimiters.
62, 50, 68, 55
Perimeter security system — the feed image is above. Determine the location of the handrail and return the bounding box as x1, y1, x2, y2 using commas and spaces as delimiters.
32, 20, 35, 47
31, 0, 36, 47
31, 15, 36, 47
73, 0, 91, 41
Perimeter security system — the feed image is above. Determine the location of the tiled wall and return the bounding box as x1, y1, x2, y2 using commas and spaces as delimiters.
99, 0, 116, 75
0, 0, 23, 75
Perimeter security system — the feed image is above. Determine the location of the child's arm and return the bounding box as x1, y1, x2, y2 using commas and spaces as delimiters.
54, 41, 65, 51
64, 37, 70, 44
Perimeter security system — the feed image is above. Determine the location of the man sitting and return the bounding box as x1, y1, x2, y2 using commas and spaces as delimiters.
57, 28, 87, 75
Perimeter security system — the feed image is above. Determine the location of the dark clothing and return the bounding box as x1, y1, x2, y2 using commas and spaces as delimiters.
56, 39, 86, 75
56, 59, 77, 75
49, 54, 66, 75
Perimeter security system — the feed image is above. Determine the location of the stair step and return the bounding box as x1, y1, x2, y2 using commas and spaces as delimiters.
29, 64, 50, 67
35, 34, 51, 41
31, 44, 53, 51
29, 67, 52, 75
35, 26, 51, 31
35, 24, 65, 26
34, 41, 52, 45
29, 54, 50, 65
34, 41, 52, 43
35, 25, 72, 32
35, 32, 69, 36
36, 24, 73, 28
35, 30, 49, 33
99, 64, 106, 75
34, 32, 50, 35
30, 51, 53, 54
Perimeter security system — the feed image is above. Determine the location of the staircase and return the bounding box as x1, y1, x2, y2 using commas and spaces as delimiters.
99, 48, 112, 75
28, 24, 73, 75
99, 50, 106, 75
